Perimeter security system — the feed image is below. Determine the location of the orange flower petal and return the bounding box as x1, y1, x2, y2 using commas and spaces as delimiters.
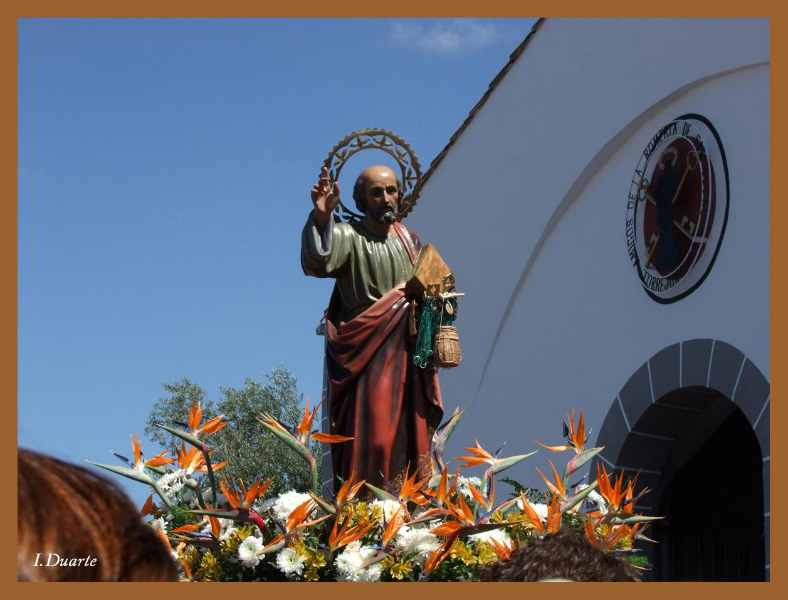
382, 505, 406, 546
535, 466, 561, 497
533, 440, 572, 452
131, 432, 142, 465
430, 521, 463, 537
140, 494, 155, 516
466, 480, 489, 508
199, 414, 227, 435
189, 402, 202, 433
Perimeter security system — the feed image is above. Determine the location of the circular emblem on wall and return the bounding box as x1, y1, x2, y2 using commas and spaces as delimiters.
625, 113, 729, 303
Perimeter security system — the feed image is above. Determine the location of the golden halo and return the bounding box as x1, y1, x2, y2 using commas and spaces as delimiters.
323, 128, 423, 221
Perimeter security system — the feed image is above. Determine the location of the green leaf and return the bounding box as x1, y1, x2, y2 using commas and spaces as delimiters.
86, 460, 152, 485
432, 407, 465, 470
361, 548, 396, 569
560, 480, 599, 514
146, 464, 168, 475
189, 507, 243, 520
156, 424, 204, 449
563, 446, 604, 485
86, 461, 172, 508
612, 515, 663, 525
491, 496, 520, 515
259, 538, 286, 555
364, 482, 398, 502
257, 419, 313, 464
408, 508, 451, 526
307, 492, 337, 516
456, 520, 524, 538
491, 450, 538, 475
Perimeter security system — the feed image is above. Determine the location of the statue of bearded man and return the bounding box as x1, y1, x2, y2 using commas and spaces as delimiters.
302, 165, 443, 491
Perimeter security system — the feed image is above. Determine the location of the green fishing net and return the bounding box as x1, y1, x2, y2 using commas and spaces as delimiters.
413, 296, 457, 369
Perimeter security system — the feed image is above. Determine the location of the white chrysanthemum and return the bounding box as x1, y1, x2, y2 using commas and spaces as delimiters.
276, 547, 306, 577
257, 498, 275, 512
577, 483, 608, 512
238, 536, 264, 569
157, 469, 187, 501
371, 499, 403, 522
533, 503, 549, 520
201, 488, 228, 507
517, 498, 549, 521
393, 525, 440, 565
149, 517, 168, 534
270, 491, 313, 522
457, 476, 483, 500
469, 527, 511, 548
588, 490, 607, 511
334, 540, 383, 582
200, 517, 237, 541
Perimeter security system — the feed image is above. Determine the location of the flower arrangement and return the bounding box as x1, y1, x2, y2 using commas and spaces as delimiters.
89, 404, 658, 581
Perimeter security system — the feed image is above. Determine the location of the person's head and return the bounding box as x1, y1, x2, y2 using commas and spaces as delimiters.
17, 448, 179, 582
352, 165, 403, 224
478, 528, 641, 582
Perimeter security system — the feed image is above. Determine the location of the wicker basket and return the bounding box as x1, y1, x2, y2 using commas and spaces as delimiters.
433, 326, 462, 368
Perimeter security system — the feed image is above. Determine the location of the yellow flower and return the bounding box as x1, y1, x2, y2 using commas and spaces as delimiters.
617, 532, 634, 550
306, 550, 327, 569
304, 567, 320, 581
450, 540, 478, 566
183, 545, 200, 576
381, 556, 396, 570
475, 542, 498, 565
390, 559, 413, 580
221, 524, 253, 554
354, 501, 371, 522
198, 551, 220, 582
290, 538, 309, 559
371, 504, 384, 521
342, 503, 355, 522
235, 524, 253, 541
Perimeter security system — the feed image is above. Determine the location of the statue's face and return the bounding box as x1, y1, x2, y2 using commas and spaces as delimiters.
361, 166, 399, 224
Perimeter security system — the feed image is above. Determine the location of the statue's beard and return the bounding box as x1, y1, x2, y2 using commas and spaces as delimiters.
369, 205, 397, 224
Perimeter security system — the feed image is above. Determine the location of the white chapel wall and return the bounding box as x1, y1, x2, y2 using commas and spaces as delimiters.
410, 18, 769, 487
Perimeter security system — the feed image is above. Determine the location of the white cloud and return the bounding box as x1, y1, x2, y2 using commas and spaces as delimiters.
389, 19, 503, 56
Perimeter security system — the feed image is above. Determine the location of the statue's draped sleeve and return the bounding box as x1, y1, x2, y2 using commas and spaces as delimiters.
301, 211, 352, 278
301, 212, 415, 321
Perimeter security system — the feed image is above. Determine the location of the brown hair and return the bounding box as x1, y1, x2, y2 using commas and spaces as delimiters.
17, 448, 179, 582
478, 528, 641, 582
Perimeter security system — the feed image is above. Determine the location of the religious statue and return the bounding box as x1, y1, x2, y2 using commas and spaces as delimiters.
301, 130, 445, 492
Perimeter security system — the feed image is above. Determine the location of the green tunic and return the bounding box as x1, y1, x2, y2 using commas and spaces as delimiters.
301, 212, 413, 321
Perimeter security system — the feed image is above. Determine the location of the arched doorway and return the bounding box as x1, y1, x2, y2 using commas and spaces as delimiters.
640, 388, 764, 581
592, 340, 769, 581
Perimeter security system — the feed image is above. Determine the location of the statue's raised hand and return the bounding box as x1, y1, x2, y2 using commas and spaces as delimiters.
311, 166, 340, 231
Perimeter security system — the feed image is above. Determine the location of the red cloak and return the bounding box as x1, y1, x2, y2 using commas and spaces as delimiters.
325, 278, 443, 492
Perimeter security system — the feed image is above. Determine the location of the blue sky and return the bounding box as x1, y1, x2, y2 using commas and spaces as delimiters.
17, 17, 538, 505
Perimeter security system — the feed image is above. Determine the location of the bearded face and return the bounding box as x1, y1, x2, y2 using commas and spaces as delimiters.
353, 166, 401, 223
368, 202, 398, 224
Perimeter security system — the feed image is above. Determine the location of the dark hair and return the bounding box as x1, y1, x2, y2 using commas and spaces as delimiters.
478, 528, 641, 582
17, 448, 179, 582
352, 170, 405, 214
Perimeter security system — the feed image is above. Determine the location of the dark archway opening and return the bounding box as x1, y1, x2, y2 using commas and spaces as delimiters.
649, 390, 765, 581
